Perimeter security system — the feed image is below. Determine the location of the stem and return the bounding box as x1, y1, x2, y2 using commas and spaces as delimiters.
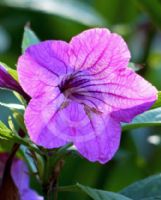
44, 191, 55, 200
42, 143, 72, 199
54, 186, 58, 200
43, 184, 57, 200
43, 159, 65, 200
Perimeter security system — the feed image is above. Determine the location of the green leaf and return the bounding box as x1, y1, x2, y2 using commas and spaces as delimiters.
0, 0, 106, 26
0, 102, 25, 110
141, 197, 161, 200
151, 91, 161, 109
12, 111, 27, 133
0, 139, 14, 153
22, 26, 40, 53
8, 116, 17, 133
77, 183, 132, 200
0, 121, 17, 140
13, 92, 27, 106
59, 183, 132, 200
120, 174, 161, 200
0, 121, 41, 154
122, 107, 161, 131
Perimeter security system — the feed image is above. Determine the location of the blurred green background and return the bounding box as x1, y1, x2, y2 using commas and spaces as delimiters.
0, 0, 161, 199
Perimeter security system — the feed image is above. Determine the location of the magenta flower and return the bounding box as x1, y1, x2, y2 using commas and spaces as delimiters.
0, 64, 29, 101
0, 154, 43, 200
17, 28, 157, 164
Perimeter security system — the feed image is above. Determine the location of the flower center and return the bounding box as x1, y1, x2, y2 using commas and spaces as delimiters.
58, 71, 103, 116
59, 71, 90, 101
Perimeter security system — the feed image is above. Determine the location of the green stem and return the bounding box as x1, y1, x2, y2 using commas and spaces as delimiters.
41, 143, 72, 199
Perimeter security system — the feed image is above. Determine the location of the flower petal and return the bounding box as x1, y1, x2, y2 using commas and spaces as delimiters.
105, 68, 157, 122
75, 67, 157, 123
17, 41, 71, 98
0, 65, 29, 100
25, 87, 68, 148
46, 101, 93, 142
75, 115, 121, 164
45, 101, 121, 163
69, 28, 130, 77
11, 160, 43, 200
11, 160, 29, 191
26, 91, 121, 163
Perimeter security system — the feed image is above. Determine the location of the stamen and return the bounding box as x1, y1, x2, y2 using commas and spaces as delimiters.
58, 71, 103, 115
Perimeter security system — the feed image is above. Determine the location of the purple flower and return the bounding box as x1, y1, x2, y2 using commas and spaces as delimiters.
0, 154, 43, 200
17, 28, 157, 164
11, 160, 43, 200
0, 64, 29, 101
